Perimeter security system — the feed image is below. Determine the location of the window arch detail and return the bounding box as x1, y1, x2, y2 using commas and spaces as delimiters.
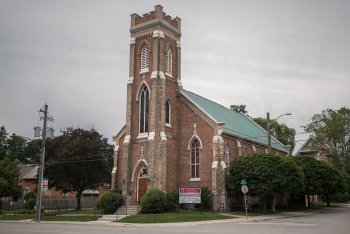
140, 44, 150, 73
139, 85, 149, 133
165, 46, 173, 77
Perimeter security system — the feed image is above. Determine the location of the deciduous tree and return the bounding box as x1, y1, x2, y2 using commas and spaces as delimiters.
45, 128, 114, 210
303, 107, 350, 173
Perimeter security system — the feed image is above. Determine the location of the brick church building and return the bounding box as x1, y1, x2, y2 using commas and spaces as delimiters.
112, 5, 288, 211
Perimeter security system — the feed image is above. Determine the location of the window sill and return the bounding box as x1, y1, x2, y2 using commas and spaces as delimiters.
139, 68, 149, 74
137, 133, 148, 139
166, 123, 172, 128
189, 178, 201, 182
166, 72, 173, 78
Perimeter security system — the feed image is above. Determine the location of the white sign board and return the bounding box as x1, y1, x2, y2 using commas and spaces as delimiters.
179, 187, 201, 204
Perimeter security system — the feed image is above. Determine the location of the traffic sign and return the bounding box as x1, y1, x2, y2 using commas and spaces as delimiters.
240, 179, 247, 185
241, 185, 248, 194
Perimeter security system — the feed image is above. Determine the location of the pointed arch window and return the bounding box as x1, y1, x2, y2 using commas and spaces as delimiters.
224, 146, 230, 165
140, 45, 150, 73
165, 46, 173, 77
190, 138, 201, 178
165, 100, 171, 126
139, 85, 149, 133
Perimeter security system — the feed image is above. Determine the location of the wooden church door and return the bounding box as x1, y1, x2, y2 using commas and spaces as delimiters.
138, 165, 148, 203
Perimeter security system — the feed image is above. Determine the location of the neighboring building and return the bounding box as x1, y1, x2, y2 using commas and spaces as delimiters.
19, 164, 38, 197
19, 164, 103, 198
294, 136, 333, 164
112, 5, 289, 211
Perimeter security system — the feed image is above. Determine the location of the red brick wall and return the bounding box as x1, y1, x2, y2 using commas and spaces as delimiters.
177, 99, 214, 189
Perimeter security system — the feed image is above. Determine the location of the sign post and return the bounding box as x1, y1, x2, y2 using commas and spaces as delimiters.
241, 184, 248, 220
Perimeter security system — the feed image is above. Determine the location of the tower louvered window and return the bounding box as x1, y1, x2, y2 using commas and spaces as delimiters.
190, 138, 200, 178
139, 86, 149, 133
140, 45, 149, 73
165, 46, 172, 76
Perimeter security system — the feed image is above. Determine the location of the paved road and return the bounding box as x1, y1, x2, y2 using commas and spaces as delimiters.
1, 206, 350, 234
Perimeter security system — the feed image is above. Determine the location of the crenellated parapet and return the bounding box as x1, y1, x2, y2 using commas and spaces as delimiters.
130, 5, 181, 39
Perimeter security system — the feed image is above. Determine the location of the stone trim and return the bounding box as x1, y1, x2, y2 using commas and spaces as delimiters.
131, 18, 181, 38
221, 161, 227, 169
176, 40, 181, 48
114, 145, 119, 152
123, 135, 131, 145
189, 178, 201, 182
160, 131, 167, 141
211, 161, 218, 169
153, 29, 164, 38
148, 132, 155, 141
151, 71, 165, 79
127, 76, 134, 84
130, 37, 136, 44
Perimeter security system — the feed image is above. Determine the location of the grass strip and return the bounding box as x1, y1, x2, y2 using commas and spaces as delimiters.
118, 211, 234, 223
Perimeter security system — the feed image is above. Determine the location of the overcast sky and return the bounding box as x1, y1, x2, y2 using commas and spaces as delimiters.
1, 0, 349, 152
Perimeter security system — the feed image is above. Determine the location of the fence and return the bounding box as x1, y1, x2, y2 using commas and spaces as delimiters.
1, 197, 98, 211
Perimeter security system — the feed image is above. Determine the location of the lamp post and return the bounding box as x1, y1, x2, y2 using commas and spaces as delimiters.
267, 112, 292, 153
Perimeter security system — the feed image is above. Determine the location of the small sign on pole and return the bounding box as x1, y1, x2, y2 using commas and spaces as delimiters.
240, 179, 247, 185
241, 185, 249, 220
42, 178, 49, 192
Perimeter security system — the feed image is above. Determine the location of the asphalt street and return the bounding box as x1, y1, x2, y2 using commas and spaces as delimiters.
1, 205, 350, 234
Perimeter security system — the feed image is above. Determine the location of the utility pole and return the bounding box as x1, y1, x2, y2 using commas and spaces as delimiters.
35, 104, 50, 222
266, 112, 292, 153
267, 112, 271, 153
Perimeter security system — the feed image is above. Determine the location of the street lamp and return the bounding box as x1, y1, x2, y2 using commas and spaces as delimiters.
267, 112, 292, 153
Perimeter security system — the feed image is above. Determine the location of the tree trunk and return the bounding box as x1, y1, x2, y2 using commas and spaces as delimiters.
271, 195, 276, 213
307, 194, 311, 208
326, 194, 330, 207
262, 198, 267, 212
76, 191, 82, 210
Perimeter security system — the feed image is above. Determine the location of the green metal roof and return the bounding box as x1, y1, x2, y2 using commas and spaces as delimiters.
181, 89, 289, 153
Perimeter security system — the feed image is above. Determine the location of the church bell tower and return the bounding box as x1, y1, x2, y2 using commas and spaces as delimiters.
121, 5, 182, 204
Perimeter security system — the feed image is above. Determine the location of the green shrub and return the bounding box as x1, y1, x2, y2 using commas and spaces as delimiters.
194, 187, 213, 211
24, 192, 36, 201
97, 191, 123, 214
166, 191, 178, 212
110, 188, 122, 194
26, 197, 36, 210
140, 188, 166, 213
14, 209, 34, 214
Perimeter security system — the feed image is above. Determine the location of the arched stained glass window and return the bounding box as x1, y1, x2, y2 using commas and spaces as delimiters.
139, 86, 149, 133
190, 138, 200, 178
165, 100, 171, 125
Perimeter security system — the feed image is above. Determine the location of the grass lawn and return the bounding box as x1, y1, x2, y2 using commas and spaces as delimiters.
40, 215, 97, 222
0, 209, 101, 222
118, 211, 234, 223
0, 214, 34, 220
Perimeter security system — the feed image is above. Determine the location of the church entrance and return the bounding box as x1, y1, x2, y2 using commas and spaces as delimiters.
137, 165, 148, 203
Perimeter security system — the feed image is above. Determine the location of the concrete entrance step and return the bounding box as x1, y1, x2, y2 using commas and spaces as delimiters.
116, 205, 140, 215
